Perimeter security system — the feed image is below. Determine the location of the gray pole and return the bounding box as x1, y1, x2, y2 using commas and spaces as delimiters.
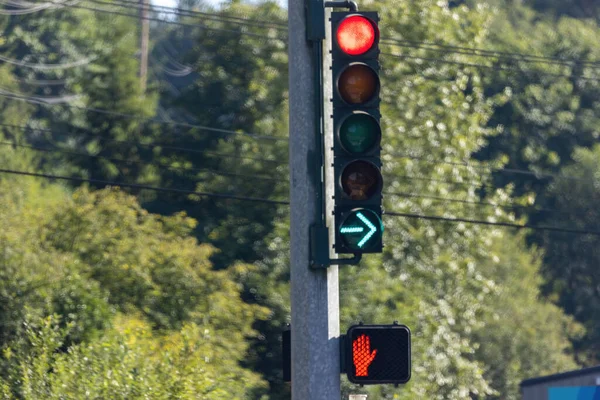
288, 0, 341, 398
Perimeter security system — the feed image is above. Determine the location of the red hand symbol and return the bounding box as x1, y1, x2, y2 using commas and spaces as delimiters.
353, 334, 377, 377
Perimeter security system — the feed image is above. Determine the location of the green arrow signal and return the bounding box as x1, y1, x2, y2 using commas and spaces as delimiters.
356, 212, 376, 248
338, 209, 383, 252
340, 211, 378, 249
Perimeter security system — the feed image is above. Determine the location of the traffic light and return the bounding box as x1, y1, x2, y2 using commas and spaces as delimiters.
346, 324, 411, 385
331, 11, 383, 254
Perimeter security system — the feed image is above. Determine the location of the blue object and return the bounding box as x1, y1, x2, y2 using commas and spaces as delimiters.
548, 386, 600, 400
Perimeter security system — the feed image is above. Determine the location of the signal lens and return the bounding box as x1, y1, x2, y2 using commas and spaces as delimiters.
341, 160, 381, 200
339, 209, 383, 251
337, 15, 377, 56
338, 64, 379, 105
339, 113, 381, 155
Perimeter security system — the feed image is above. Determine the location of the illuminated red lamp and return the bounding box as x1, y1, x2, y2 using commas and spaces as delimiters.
353, 333, 377, 377
336, 15, 378, 56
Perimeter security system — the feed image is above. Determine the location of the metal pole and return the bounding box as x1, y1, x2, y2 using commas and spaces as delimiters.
288, 0, 341, 397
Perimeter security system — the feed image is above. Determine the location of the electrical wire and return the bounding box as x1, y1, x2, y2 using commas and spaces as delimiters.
383, 151, 587, 184
2, 166, 598, 236
0, 2, 53, 14
381, 52, 600, 83
384, 190, 583, 218
0, 167, 290, 205
79, 1, 599, 71
0, 0, 79, 14
0, 140, 286, 183
0, 87, 80, 104
157, 61, 193, 77
0, 92, 288, 142
0, 123, 288, 165
380, 38, 600, 66
86, 0, 288, 30
60, 2, 287, 41
386, 210, 600, 236
393, 173, 497, 192
74, 0, 600, 72
380, 38, 600, 68
0, 53, 95, 71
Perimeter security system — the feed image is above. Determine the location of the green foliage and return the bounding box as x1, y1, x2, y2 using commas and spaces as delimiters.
473, 0, 600, 365
0, 2, 159, 183
146, 1, 290, 268
479, 10, 600, 199
472, 236, 580, 399
0, 315, 267, 399
0, 178, 112, 347
534, 145, 600, 363
0, 180, 267, 398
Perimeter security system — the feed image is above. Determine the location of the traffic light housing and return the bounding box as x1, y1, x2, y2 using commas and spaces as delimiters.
331, 11, 383, 254
346, 324, 411, 385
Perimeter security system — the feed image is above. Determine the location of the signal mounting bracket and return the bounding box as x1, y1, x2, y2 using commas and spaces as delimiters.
324, 0, 358, 11
310, 224, 362, 268
305, 0, 325, 41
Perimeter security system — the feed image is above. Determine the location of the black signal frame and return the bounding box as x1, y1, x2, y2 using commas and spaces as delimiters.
345, 324, 412, 385
331, 10, 383, 254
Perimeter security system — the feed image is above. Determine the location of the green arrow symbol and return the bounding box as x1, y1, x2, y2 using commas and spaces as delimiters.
340, 226, 365, 233
356, 212, 377, 248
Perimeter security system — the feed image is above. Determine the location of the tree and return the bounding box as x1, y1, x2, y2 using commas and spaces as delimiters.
0, 314, 267, 399
0, 2, 159, 183
535, 145, 600, 364
146, 1, 289, 268
0, 177, 268, 398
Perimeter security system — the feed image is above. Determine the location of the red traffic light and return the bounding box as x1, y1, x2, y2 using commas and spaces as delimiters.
336, 15, 378, 56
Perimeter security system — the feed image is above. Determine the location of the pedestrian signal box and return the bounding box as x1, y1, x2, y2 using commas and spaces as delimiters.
346, 324, 411, 385
331, 11, 383, 254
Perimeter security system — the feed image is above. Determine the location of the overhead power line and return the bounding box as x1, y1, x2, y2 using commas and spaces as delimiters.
60, 1, 287, 41
0, 87, 80, 104
0, 0, 79, 15
0, 168, 290, 205
0, 140, 286, 183
384, 190, 583, 218
0, 92, 287, 142
381, 38, 600, 68
381, 52, 600, 83
387, 210, 600, 236
0, 53, 95, 70
0, 123, 287, 165
384, 151, 587, 184
86, 0, 288, 30
1, 167, 597, 236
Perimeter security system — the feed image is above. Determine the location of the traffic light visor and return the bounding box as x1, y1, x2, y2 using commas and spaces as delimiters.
336, 15, 378, 56
339, 112, 381, 155
338, 63, 379, 105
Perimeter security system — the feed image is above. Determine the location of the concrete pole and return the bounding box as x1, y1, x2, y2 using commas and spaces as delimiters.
288, 0, 341, 398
